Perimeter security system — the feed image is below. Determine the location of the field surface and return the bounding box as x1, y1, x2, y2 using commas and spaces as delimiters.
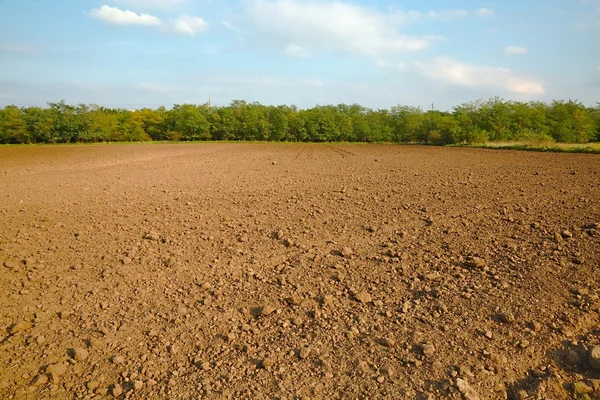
1, 143, 600, 400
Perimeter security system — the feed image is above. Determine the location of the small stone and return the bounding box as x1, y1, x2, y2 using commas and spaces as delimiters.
377, 338, 396, 348
70, 347, 89, 361
144, 231, 160, 241
261, 358, 275, 368
96, 387, 109, 396
226, 332, 236, 343
36, 335, 45, 345
469, 257, 486, 269
456, 378, 481, 400
46, 363, 67, 376
355, 290, 372, 304
111, 383, 123, 397
299, 347, 311, 359
0, 380, 9, 389
322, 295, 334, 307
341, 247, 353, 258
292, 317, 303, 326
377, 375, 385, 383
111, 355, 125, 364
9, 321, 32, 335
564, 349, 581, 366
133, 380, 143, 390
286, 296, 303, 306
87, 381, 100, 390
59, 311, 70, 319
561, 230, 573, 239
531, 321, 542, 332
589, 346, 600, 370
33, 374, 48, 386
420, 343, 436, 356
485, 331, 493, 339
260, 305, 276, 316
201, 361, 212, 371
498, 312, 515, 324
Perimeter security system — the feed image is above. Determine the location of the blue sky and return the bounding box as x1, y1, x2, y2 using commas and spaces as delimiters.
0, 0, 599, 110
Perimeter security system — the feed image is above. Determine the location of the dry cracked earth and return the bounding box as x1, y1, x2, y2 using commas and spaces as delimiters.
0, 143, 599, 400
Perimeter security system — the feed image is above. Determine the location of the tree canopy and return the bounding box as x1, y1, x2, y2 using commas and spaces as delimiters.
1, 98, 598, 144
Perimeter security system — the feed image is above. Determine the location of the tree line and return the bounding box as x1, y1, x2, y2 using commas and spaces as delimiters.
0, 98, 598, 145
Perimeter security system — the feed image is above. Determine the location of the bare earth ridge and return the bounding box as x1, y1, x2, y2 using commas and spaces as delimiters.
0, 143, 599, 399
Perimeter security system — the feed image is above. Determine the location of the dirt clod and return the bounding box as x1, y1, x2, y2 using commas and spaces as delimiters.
355, 290, 372, 304
456, 378, 480, 400
589, 346, 600, 370
9, 321, 32, 335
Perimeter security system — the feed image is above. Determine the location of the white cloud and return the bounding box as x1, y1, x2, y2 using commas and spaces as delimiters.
243, 0, 433, 57
284, 43, 310, 58
474, 8, 495, 17
90, 5, 208, 35
164, 16, 209, 35
135, 83, 180, 93
415, 57, 544, 94
114, 0, 187, 9
504, 46, 529, 55
425, 10, 468, 21
222, 20, 243, 33
90, 5, 162, 26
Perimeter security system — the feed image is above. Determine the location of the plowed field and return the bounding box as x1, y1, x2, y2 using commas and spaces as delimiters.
1, 143, 599, 399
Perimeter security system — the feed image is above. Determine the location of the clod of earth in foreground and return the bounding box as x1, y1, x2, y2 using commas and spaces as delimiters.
8, 321, 32, 335
46, 363, 67, 376
341, 247, 354, 258
498, 312, 515, 324
420, 343, 435, 356
299, 347, 311, 359
111, 383, 123, 397
376, 337, 396, 348
355, 290, 372, 304
561, 230, 573, 239
468, 257, 486, 269
111, 355, 125, 364
589, 346, 600, 370
68, 347, 89, 361
144, 231, 160, 241
32, 374, 48, 386
261, 357, 276, 368
260, 304, 276, 316
455, 378, 481, 400
563, 349, 581, 366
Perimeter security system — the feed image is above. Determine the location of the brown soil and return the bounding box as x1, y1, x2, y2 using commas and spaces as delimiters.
1, 143, 599, 400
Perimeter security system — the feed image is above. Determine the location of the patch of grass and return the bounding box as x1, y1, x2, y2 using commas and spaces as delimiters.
463, 141, 600, 154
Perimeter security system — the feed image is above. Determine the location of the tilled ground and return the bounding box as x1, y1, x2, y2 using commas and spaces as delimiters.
0, 143, 599, 400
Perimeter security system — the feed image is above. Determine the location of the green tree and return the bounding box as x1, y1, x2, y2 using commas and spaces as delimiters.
0, 106, 29, 143
547, 100, 596, 143
167, 104, 211, 141
140, 107, 167, 141
22, 106, 55, 143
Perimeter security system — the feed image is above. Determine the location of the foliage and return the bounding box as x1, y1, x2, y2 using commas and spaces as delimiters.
0, 98, 598, 145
